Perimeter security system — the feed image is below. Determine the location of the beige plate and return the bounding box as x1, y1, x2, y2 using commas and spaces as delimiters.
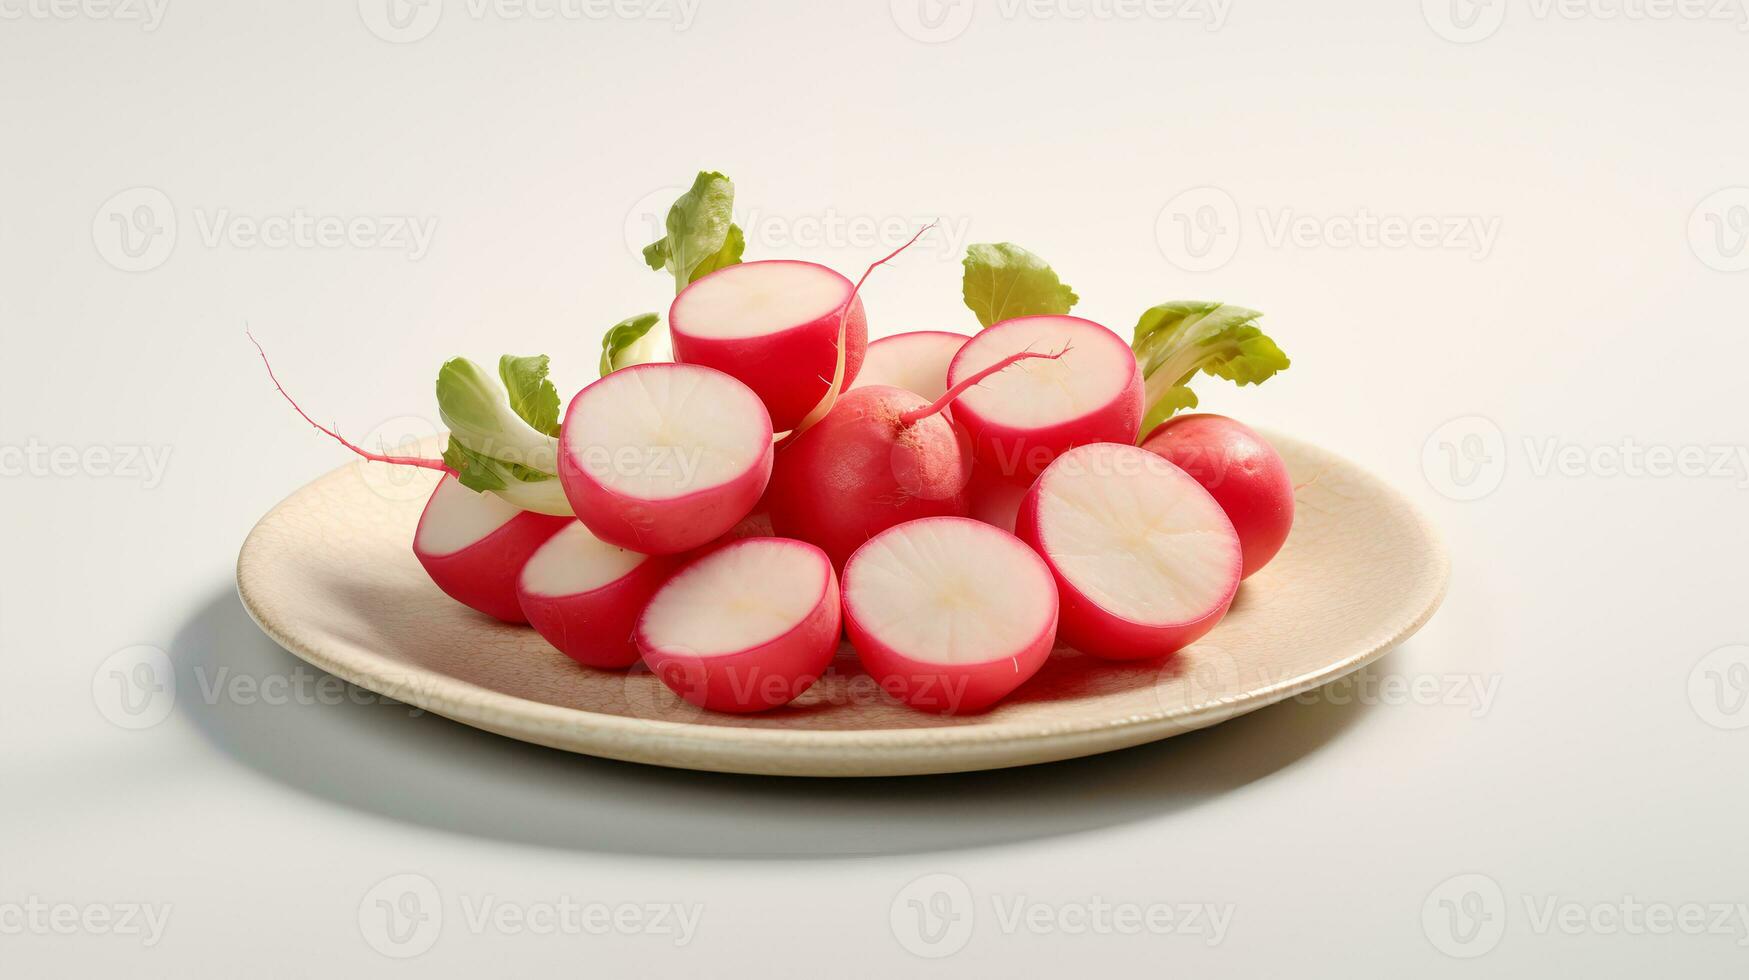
237, 432, 1447, 777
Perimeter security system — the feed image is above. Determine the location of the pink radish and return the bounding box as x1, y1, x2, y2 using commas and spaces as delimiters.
964, 465, 1029, 534
1016, 442, 1241, 661
1141, 414, 1295, 579
414, 475, 570, 623
947, 315, 1143, 484
842, 517, 1058, 714
851, 330, 968, 402
557, 362, 773, 556
635, 537, 841, 713
668, 259, 866, 432
516, 521, 680, 669
767, 350, 1062, 570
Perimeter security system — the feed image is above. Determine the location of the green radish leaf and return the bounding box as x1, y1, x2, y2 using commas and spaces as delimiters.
1131, 301, 1290, 434
497, 354, 561, 437
599, 312, 662, 376
643, 171, 741, 293
435, 357, 561, 477
961, 242, 1079, 328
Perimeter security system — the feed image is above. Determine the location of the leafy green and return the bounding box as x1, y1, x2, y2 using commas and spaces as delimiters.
497, 354, 561, 436
1131, 301, 1290, 434
961, 243, 1079, 328
435, 357, 563, 501
642, 171, 743, 293
598, 312, 662, 377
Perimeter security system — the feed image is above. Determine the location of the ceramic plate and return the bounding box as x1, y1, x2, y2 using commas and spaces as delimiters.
237, 432, 1446, 777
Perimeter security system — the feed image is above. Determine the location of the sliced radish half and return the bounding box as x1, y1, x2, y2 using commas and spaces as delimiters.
516, 521, 680, 669
842, 517, 1058, 714
414, 475, 570, 623
669, 259, 867, 433
1016, 443, 1242, 661
964, 464, 1029, 534
558, 362, 773, 555
635, 537, 841, 713
946, 315, 1143, 484
851, 330, 968, 402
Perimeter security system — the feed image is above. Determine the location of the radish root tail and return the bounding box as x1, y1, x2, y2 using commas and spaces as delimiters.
248, 330, 454, 475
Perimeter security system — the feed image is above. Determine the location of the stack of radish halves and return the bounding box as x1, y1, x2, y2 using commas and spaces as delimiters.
402, 252, 1296, 716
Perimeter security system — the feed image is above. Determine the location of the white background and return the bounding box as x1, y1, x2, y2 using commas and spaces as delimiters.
4, 0, 1748, 975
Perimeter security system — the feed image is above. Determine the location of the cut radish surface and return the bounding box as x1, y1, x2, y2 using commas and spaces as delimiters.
414, 475, 570, 623
1016, 443, 1241, 661
669, 259, 866, 432
842, 517, 1058, 714
947, 315, 1143, 483
850, 331, 968, 402
558, 362, 773, 556
1141, 413, 1295, 579
635, 537, 841, 713
516, 521, 679, 669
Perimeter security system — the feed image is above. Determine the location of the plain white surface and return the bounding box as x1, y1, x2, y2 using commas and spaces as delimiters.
3, 1, 1747, 975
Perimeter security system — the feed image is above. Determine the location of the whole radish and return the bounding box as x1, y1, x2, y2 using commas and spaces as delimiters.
767, 350, 1062, 569
1141, 414, 1294, 579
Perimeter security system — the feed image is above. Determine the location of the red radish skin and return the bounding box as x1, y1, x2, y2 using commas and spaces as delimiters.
635, 538, 841, 713
766, 385, 971, 569
851, 331, 969, 402
558, 362, 773, 556
516, 522, 680, 669
947, 316, 1143, 484
1016, 443, 1242, 661
669, 260, 866, 433
842, 517, 1058, 714
414, 476, 570, 623
964, 464, 1029, 534
1141, 414, 1295, 579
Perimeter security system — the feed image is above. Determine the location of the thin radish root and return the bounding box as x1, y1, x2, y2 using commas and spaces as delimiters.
248, 330, 454, 475
787, 224, 936, 440
897, 344, 1071, 427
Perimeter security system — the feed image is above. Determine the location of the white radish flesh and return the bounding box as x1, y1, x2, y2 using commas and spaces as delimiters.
516, 521, 678, 669
414, 475, 570, 623
851, 330, 968, 402
842, 517, 1058, 714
